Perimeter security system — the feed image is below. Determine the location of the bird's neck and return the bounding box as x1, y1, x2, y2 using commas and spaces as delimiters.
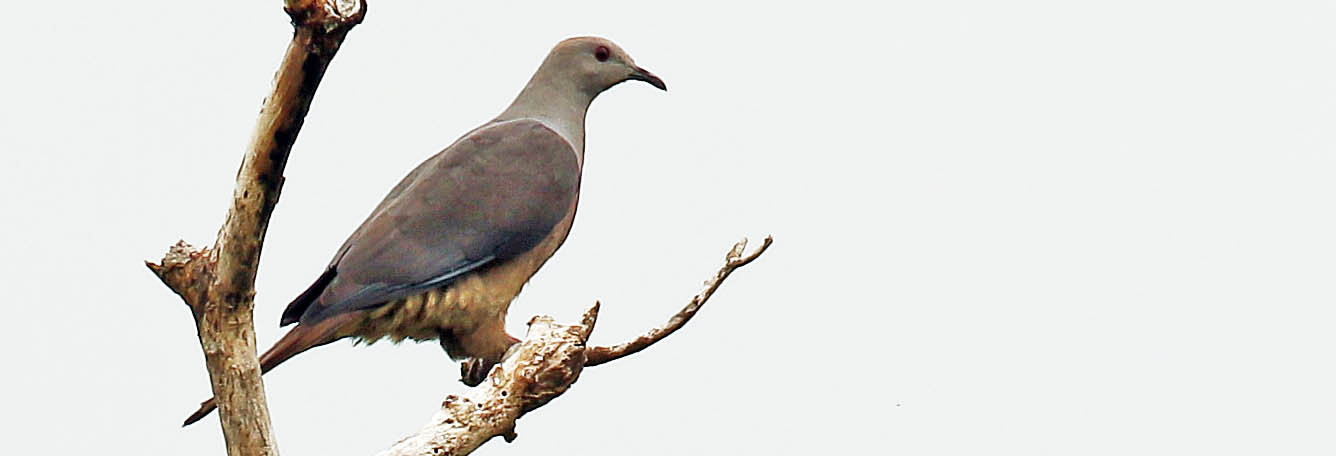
498, 76, 596, 161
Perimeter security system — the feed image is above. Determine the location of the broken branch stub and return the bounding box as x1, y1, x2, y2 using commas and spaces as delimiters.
380, 236, 772, 456
147, 2, 367, 456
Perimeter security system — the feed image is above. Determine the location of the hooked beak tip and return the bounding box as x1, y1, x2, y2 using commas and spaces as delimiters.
632, 66, 667, 91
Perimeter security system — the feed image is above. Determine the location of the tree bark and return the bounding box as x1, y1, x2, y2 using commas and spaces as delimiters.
378, 237, 773, 456
147, 3, 773, 455
146, 2, 365, 455
377, 309, 600, 456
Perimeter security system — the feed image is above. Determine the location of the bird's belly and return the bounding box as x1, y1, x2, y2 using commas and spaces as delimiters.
349, 206, 577, 345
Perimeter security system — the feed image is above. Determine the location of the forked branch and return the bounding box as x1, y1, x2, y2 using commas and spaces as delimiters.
146, 3, 771, 456
146, 2, 365, 455
586, 235, 773, 366
379, 236, 773, 456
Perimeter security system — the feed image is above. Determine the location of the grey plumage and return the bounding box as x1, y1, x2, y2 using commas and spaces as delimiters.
283, 119, 581, 325
184, 36, 664, 427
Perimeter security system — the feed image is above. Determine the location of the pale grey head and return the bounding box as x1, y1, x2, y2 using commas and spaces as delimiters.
500, 36, 666, 154
543, 36, 667, 94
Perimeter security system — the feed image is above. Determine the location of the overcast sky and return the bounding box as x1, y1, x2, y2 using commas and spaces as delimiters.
2, 1, 1334, 455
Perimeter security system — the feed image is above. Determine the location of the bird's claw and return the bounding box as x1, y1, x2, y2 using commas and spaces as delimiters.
460, 358, 494, 387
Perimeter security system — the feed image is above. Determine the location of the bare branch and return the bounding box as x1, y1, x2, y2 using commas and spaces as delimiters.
146, 1, 365, 455
149, 4, 771, 456
381, 237, 773, 456
585, 235, 773, 366
376, 310, 596, 456
146, 241, 213, 313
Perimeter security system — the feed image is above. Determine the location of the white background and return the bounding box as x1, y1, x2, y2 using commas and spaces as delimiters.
2, 1, 1334, 454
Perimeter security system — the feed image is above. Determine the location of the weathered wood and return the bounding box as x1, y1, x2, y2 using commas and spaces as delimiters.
585, 236, 773, 366
147, 1, 365, 455
377, 307, 599, 456
378, 237, 773, 456
147, 4, 770, 455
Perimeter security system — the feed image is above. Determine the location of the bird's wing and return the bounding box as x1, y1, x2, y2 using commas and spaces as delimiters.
285, 119, 580, 326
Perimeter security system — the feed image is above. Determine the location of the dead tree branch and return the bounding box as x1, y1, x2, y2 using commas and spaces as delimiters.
586, 235, 773, 366
146, 1, 365, 455
378, 236, 773, 456
377, 307, 601, 456
146, 2, 770, 455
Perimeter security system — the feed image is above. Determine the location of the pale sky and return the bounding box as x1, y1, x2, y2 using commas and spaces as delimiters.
3, 1, 1334, 454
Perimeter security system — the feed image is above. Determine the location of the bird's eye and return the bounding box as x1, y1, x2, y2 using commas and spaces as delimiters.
594, 46, 610, 62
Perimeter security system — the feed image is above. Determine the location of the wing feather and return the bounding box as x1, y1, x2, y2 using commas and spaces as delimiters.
286, 119, 580, 325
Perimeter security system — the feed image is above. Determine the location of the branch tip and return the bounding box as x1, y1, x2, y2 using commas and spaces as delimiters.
381, 235, 772, 455
730, 235, 773, 268
727, 237, 748, 262
153, 1, 368, 452
578, 302, 601, 340
583, 235, 772, 367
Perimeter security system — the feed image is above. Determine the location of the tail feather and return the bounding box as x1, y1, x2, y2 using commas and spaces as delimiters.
181, 313, 360, 426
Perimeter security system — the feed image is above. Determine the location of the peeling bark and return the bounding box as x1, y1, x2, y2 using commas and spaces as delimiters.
147, 3, 773, 455
147, 2, 365, 455
377, 308, 598, 456
379, 237, 773, 456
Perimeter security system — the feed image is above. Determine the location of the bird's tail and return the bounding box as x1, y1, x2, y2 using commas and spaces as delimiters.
181, 313, 359, 426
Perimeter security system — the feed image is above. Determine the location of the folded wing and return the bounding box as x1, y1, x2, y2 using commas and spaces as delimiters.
282, 119, 581, 326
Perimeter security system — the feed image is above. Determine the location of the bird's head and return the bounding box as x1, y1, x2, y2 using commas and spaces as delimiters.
547, 36, 667, 95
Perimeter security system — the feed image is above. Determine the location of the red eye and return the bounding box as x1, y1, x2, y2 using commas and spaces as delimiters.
594, 46, 610, 62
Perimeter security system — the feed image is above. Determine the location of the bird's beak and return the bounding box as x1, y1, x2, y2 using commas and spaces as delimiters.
629, 66, 667, 91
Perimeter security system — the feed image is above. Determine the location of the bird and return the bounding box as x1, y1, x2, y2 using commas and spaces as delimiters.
183, 36, 666, 426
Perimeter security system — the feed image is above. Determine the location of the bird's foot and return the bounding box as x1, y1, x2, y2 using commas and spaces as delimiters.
460, 358, 496, 387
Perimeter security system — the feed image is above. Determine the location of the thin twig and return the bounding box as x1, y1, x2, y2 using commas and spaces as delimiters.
585, 235, 773, 366
380, 236, 773, 456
